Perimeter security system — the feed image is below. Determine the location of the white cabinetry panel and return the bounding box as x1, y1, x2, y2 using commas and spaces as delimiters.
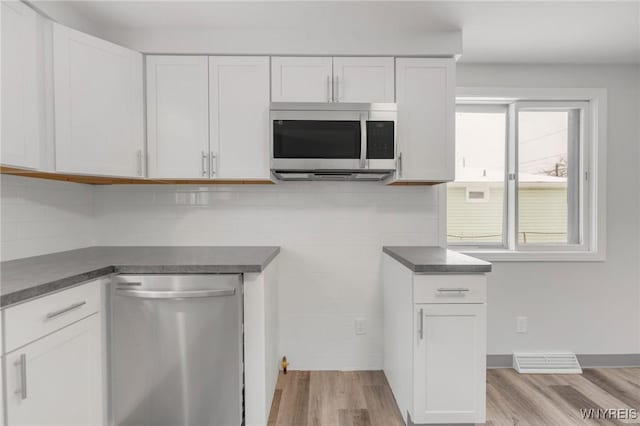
146, 56, 210, 179
332, 57, 394, 103
271, 57, 333, 102
413, 303, 486, 424
209, 56, 270, 179
395, 58, 455, 182
5, 314, 104, 426
1, 1, 39, 169
53, 23, 144, 177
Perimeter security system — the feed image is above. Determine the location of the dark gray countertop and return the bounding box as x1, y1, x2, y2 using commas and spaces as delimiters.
383, 246, 491, 273
0, 246, 280, 308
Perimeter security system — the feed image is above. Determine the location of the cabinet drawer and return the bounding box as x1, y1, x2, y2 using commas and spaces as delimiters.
4, 280, 103, 352
413, 275, 486, 304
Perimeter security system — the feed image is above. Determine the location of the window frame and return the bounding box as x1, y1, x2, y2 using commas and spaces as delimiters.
445, 87, 607, 262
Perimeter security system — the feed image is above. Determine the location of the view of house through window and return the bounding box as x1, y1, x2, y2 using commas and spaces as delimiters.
517, 109, 580, 244
448, 101, 586, 250
447, 106, 507, 244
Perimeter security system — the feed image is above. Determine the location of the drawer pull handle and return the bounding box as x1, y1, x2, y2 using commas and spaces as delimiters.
418, 308, 424, 340
436, 288, 470, 293
15, 353, 27, 400
45, 301, 86, 320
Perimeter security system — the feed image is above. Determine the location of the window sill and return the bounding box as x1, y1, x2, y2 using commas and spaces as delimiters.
455, 249, 606, 262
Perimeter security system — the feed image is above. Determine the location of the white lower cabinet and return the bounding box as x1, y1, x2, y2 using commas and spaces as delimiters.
5, 315, 103, 426
2, 280, 105, 426
413, 304, 486, 424
383, 254, 487, 425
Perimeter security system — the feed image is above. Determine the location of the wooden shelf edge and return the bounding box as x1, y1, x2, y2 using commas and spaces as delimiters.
387, 181, 445, 186
1, 167, 275, 185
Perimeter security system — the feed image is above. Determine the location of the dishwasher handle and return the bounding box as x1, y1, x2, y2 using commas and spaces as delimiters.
115, 288, 236, 299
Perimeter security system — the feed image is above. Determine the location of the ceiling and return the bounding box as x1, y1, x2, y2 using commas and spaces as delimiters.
32, 1, 640, 64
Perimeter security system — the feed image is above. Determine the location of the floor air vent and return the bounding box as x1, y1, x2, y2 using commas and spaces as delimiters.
513, 353, 582, 374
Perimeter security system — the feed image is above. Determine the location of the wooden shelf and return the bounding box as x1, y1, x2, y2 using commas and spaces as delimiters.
388, 181, 442, 186
0, 167, 275, 185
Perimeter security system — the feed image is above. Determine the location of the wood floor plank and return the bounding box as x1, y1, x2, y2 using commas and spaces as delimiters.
583, 369, 640, 409
269, 368, 640, 426
268, 389, 283, 426
291, 371, 311, 426
488, 369, 565, 426
549, 385, 615, 426
338, 409, 371, 426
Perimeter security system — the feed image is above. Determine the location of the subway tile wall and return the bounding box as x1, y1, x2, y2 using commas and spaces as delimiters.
1, 175, 94, 261
93, 182, 441, 370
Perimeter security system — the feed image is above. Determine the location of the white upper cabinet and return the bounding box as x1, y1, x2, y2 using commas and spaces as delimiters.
146, 56, 210, 179
53, 23, 144, 178
332, 57, 394, 103
271, 57, 333, 102
209, 56, 270, 179
395, 58, 455, 182
1, 1, 39, 169
271, 56, 394, 103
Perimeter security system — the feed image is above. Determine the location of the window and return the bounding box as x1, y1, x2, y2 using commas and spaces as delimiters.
447, 92, 603, 260
448, 105, 507, 244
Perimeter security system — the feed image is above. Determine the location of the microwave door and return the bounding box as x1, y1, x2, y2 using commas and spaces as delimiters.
271, 110, 363, 171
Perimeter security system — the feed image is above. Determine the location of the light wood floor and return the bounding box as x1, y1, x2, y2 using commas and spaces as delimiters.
267, 368, 640, 426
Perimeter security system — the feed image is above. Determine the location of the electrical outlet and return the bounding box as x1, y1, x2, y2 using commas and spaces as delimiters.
355, 318, 366, 335
516, 316, 528, 333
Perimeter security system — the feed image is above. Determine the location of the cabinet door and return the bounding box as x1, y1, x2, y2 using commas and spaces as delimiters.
413, 304, 486, 424
1, 1, 39, 169
332, 57, 394, 103
209, 56, 270, 179
5, 314, 104, 426
271, 57, 333, 102
146, 56, 210, 179
53, 24, 144, 178
395, 58, 455, 182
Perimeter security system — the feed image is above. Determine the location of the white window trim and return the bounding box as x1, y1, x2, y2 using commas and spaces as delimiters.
441, 87, 607, 262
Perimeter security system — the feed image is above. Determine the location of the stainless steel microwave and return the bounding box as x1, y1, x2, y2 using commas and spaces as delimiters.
270, 102, 397, 181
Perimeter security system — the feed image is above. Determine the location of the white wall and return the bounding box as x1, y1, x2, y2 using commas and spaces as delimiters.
0, 175, 94, 261
93, 182, 439, 370
457, 63, 640, 356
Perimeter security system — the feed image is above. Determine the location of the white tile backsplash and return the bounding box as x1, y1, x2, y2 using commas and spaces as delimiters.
93, 182, 440, 370
0, 178, 439, 369
0, 175, 94, 261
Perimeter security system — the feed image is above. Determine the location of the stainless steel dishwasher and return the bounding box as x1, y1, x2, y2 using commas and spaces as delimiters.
110, 274, 243, 426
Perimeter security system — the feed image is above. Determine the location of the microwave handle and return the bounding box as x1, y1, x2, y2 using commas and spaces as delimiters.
359, 114, 367, 169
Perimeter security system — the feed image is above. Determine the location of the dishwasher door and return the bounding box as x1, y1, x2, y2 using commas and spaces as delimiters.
110, 274, 242, 426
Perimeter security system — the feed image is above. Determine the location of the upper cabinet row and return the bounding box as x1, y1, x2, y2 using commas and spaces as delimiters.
271, 56, 395, 103
1, 12, 454, 183
147, 56, 270, 180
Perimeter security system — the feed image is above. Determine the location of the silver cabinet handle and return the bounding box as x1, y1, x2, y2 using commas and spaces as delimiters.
45, 301, 86, 320
201, 151, 208, 177
15, 354, 27, 400
327, 75, 332, 102
437, 288, 470, 293
359, 113, 367, 169
116, 288, 235, 299
136, 149, 143, 176
334, 75, 340, 102
210, 153, 217, 176
418, 308, 424, 340
397, 152, 403, 178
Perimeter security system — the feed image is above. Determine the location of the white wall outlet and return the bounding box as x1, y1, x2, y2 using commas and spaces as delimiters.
516, 316, 528, 333
355, 318, 366, 335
